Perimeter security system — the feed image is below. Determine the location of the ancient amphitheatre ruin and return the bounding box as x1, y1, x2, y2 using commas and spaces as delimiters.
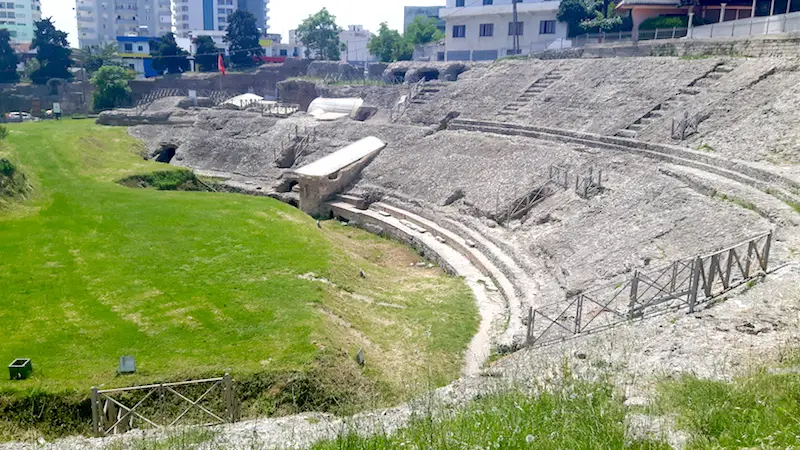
3, 35, 800, 448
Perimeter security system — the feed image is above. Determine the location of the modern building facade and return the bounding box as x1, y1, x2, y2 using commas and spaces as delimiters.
440, 0, 566, 60
173, 0, 270, 38
116, 35, 157, 78
404, 5, 446, 33
76, 0, 172, 49
0, 0, 41, 44
339, 25, 376, 65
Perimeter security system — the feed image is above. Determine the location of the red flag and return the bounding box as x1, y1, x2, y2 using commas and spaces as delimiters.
218, 54, 226, 75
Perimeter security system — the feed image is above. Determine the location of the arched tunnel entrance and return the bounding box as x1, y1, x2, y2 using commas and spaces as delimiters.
155, 145, 177, 163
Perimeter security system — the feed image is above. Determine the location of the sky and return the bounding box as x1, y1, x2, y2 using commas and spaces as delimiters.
40, 0, 446, 48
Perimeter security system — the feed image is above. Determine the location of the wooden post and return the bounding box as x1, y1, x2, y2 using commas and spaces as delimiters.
526, 307, 534, 346
628, 271, 640, 319
761, 231, 773, 272
223, 373, 234, 423
91, 387, 100, 435
688, 256, 702, 313
705, 254, 719, 298
574, 295, 583, 334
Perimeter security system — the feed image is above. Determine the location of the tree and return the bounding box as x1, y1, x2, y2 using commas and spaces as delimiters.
30, 18, 73, 84
367, 23, 413, 63
90, 65, 135, 111
296, 8, 342, 60
404, 16, 444, 45
0, 29, 19, 83
73, 44, 120, 74
193, 36, 222, 72
149, 33, 190, 75
224, 11, 264, 68
556, 0, 594, 37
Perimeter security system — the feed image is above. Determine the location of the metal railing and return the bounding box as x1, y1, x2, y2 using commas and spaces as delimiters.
526, 231, 772, 347
91, 374, 238, 436
274, 124, 317, 168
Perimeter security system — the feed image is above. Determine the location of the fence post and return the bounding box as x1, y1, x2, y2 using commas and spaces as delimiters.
526, 307, 534, 346
628, 271, 640, 319
672, 27, 677, 39
574, 295, 583, 334
91, 387, 100, 435
655, 27, 660, 39
223, 373, 234, 423
705, 254, 718, 298
761, 230, 773, 272
687, 256, 702, 313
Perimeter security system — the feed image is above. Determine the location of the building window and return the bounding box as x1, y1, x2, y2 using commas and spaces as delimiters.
508, 21, 524, 36
479, 23, 493, 37
280, 49, 288, 56
128, 63, 135, 70
137, 45, 143, 51
456, 0, 465, 6
452, 24, 466, 38
124, 43, 133, 51
539, 20, 556, 34
483, 0, 493, 4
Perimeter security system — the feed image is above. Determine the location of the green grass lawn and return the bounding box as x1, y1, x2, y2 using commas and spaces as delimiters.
0, 120, 478, 439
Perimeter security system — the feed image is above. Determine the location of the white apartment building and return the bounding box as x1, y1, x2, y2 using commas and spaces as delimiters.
173, 0, 270, 38
339, 25, 376, 65
440, 0, 567, 60
75, 0, 172, 49
0, 0, 40, 44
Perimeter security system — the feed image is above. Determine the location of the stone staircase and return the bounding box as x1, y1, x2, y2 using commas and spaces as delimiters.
498, 67, 570, 117
614, 62, 736, 139
410, 82, 445, 105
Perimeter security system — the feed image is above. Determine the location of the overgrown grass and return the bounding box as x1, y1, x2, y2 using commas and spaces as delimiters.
118, 170, 205, 191
0, 120, 478, 440
311, 380, 667, 450
658, 356, 800, 449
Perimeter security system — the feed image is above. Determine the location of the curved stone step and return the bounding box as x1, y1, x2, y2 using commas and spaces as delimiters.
449, 118, 800, 206
367, 201, 525, 348
328, 201, 508, 374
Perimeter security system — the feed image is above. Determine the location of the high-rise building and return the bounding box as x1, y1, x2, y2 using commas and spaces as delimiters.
339, 25, 376, 65
76, 0, 172, 49
0, 0, 41, 44
173, 0, 270, 38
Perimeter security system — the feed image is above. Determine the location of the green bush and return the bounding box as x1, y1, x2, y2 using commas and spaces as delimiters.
0, 125, 7, 140
90, 65, 135, 112
639, 15, 714, 30
0, 158, 14, 176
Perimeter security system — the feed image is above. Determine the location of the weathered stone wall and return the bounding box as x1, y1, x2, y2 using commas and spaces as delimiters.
129, 59, 311, 101
0, 82, 90, 115
306, 61, 363, 80
583, 34, 800, 58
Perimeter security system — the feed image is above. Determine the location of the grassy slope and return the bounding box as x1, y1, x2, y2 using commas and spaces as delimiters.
0, 121, 477, 435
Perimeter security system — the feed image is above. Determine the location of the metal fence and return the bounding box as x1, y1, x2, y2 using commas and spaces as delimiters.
526, 232, 772, 347
495, 165, 604, 224
91, 374, 238, 436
